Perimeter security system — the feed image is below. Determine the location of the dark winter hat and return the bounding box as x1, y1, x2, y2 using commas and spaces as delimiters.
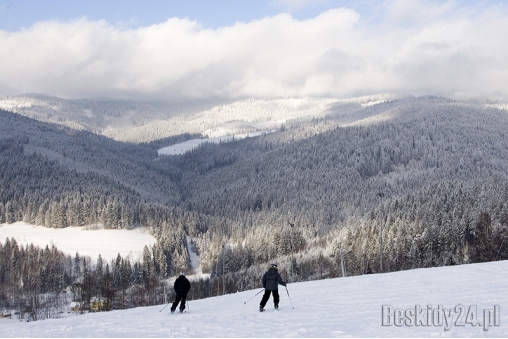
270, 263, 277, 268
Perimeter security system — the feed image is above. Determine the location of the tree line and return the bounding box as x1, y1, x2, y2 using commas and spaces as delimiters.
0, 235, 194, 320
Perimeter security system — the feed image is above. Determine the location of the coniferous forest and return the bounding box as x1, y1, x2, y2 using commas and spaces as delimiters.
2, 96, 508, 320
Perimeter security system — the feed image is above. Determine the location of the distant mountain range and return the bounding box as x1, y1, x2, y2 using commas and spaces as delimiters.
0, 93, 403, 143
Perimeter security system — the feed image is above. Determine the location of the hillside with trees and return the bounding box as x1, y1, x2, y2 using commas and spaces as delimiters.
2, 96, 508, 319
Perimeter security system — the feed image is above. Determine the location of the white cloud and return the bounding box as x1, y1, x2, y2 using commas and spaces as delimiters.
383, 0, 456, 24
0, 1, 507, 100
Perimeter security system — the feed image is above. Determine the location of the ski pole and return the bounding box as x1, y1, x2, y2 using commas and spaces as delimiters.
159, 301, 171, 312
243, 288, 265, 304
285, 285, 294, 309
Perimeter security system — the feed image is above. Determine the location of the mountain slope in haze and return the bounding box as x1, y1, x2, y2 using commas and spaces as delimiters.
0, 94, 228, 142
0, 94, 401, 143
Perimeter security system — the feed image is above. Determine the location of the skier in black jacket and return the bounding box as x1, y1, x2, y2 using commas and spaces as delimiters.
259, 263, 286, 312
171, 272, 191, 313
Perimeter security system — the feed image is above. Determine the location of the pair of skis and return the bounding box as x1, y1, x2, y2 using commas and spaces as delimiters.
159, 301, 190, 313
247, 286, 294, 311
259, 306, 279, 312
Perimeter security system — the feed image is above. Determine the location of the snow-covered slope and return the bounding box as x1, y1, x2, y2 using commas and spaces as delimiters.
1, 260, 506, 337
158, 130, 271, 155
0, 222, 156, 262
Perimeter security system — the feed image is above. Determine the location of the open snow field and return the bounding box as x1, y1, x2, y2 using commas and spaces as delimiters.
0, 222, 156, 262
1, 260, 507, 337
158, 131, 271, 155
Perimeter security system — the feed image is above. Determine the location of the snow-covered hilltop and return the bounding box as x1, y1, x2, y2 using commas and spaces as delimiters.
0, 93, 401, 143
1, 260, 506, 338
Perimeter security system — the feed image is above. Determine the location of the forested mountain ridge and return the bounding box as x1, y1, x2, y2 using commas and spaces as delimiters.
2, 96, 508, 317
0, 109, 184, 206
180, 97, 508, 226
169, 97, 508, 279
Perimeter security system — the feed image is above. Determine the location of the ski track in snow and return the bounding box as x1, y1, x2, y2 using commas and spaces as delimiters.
1, 260, 508, 337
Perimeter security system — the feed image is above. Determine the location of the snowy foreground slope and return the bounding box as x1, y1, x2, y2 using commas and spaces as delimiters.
1, 261, 507, 338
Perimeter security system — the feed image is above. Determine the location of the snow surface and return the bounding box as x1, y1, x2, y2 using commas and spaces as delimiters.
1, 260, 507, 337
158, 131, 272, 156
0, 222, 156, 262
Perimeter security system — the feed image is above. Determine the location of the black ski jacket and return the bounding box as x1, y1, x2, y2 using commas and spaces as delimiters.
174, 275, 191, 296
262, 267, 286, 291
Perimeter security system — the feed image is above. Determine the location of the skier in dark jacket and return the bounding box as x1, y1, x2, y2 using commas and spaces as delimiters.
259, 263, 286, 312
171, 272, 191, 313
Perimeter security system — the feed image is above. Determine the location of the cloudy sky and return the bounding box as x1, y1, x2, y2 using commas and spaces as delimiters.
0, 0, 506, 101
